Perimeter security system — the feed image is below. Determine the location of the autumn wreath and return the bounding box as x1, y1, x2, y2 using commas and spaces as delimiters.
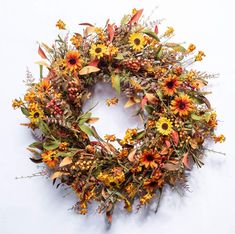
13, 9, 225, 222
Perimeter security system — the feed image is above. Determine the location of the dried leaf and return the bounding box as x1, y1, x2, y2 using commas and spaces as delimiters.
171, 130, 179, 146
128, 9, 143, 25
30, 157, 43, 164
107, 24, 115, 42
141, 96, 148, 108
182, 152, 190, 169
163, 162, 180, 171
128, 149, 136, 162
191, 113, 203, 121
35, 61, 50, 68
87, 117, 99, 124
84, 26, 95, 37
38, 46, 47, 59
79, 22, 94, 27
88, 59, 99, 67
145, 93, 158, 104
124, 97, 140, 108
79, 66, 100, 75
51, 172, 63, 180
59, 157, 73, 167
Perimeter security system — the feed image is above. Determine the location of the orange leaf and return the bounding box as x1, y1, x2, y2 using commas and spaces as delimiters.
141, 96, 148, 108
165, 140, 171, 148
182, 152, 190, 169
171, 130, 179, 146
145, 93, 158, 104
107, 24, 115, 42
88, 59, 99, 67
128, 9, 144, 25
160, 147, 168, 155
79, 66, 100, 75
59, 157, 72, 167
38, 46, 47, 60
79, 22, 94, 27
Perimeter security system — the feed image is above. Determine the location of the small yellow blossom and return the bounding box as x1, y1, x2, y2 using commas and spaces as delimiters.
12, 99, 23, 109
164, 27, 174, 37
195, 51, 206, 61
140, 193, 153, 205
106, 97, 119, 106
213, 134, 225, 143
120, 128, 138, 145
187, 43, 196, 52
104, 134, 116, 142
24, 91, 36, 102
56, 19, 66, 30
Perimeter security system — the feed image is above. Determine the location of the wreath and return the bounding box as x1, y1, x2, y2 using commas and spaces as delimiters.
13, 8, 225, 223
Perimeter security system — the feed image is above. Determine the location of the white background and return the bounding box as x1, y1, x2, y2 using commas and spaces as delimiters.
0, 0, 235, 233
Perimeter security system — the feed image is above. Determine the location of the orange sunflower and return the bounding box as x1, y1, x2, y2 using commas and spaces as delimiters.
65, 50, 83, 71
140, 150, 161, 169
171, 94, 194, 116
144, 176, 164, 190
162, 75, 181, 96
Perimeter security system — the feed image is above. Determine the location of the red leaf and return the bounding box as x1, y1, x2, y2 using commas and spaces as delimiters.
79, 22, 94, 27
154, 25, 159, 34
141, 96, 148, 109
106, 212, 112, 223
128, 9, 144, 25
38, 46, 47, 59
107, 24, 115, 42
165, 140, 171, 148
171, 130, 179, 146
88, 59, 99, 67
182, 152, 190, 169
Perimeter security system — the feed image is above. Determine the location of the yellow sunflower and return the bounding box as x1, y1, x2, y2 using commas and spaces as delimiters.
156, 117, 173, 135
129, 33, 146, 51
29, 109, 44, 123
89, 44, 107, 59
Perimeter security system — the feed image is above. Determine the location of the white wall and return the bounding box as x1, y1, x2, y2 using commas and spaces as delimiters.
0, 0, 234, 233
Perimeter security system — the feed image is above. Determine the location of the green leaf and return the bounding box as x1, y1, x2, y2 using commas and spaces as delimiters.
165, 43, 186, 52
111, 75, 121, 94
135, 131, 145, 140
56, 150, 78, 157
156, 90, 163, 99
43, 140, 60, 150
204, 112, 211, 122
141, 29, 160, 42
155, 46, 163, 59
79, 125, 94, 136
39, 65, 43, 79
38, 120, 51, 135
29, 142, 43, 150
21, 107, 29, 116
121, 14, 130, 25
191, 113, 203, 121
78, 112, 92, 125
145, 105, 154, 114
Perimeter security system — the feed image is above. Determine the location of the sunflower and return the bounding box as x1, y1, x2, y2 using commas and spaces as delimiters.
140, 150, 161, 169
156, 117, 173, 135
65, 50, 83, 71
29, 109, 44, 123
41, 150, 58, 168
89, 44, 107, 59
129, 33, 146, 51
171, 94, 194, 116
162, 75, 181, 96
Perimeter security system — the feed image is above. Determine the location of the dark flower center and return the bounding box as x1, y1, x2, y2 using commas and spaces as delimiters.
146, 154, 154, 161
166, 80, 174, 89
162, 123, 168, 130
34, 112, 40, 118
178, 101, 186, 110
95, 47, 102, 53
149, 181, 158, 187
109, 181, 117, 187
69, 58, 77, 65
134, 38, 141, 45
